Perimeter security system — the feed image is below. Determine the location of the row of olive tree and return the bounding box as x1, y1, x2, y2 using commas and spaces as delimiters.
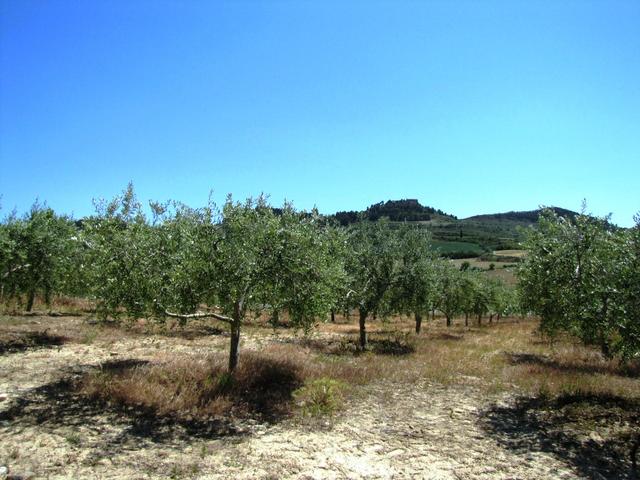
518, 208, 640, 360
341, 219, 515, 348
1, 186, 517, 370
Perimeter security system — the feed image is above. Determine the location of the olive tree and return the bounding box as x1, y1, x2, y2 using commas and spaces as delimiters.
178, 196, 344, 371
84, 185, 156, 319
0, 203, 77, 310
88, 187, 345, 372
393, 225, 438, 333
486, 278, 511, 323
436, 264, 465, 327
344, 219, 400, 349
519, 207, 639, 359
618, 215, 640, 360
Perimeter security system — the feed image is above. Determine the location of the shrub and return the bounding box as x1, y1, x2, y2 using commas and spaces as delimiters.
293, 378, 346, 417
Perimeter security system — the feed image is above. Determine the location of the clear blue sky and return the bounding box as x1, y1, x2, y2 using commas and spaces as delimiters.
1, 1, 639, 225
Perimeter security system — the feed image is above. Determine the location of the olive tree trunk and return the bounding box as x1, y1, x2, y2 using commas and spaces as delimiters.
26, 290, 36, 312
228, 321, 241, 372
228, 301, 243, 372
415, 312, 423, 334
359, 309, 367, 349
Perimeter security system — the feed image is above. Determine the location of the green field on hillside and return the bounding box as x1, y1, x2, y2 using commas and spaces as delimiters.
431, 240, 486, 257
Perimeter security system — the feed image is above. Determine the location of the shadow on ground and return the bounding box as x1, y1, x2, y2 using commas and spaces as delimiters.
481, 392, 640, 479
0, 330, 68, 355
0, 359, 252, 460
282, 334, 416, 356
505, 352, 640, 378
428, 332, 465, 341
156, 324, 227, 340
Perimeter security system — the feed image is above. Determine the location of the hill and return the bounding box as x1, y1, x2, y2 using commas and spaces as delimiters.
334, 199, 456, 225
331, 201, 578, 258
464, 207, 578, 223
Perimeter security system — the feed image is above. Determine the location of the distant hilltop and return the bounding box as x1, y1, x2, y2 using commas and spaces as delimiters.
334, 199, 457, 225
330, 200, 579, 258
464, 207, 578, 223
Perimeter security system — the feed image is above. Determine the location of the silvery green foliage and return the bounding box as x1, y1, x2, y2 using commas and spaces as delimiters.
83, 184, 154, 319
85, 186, 346, 370
344, 219, 402, 317
519, 207, 640, 359
0, 202, 79, 309
436, 263, 466, 325
392, 224, 438, 318
212, 195, 345, 329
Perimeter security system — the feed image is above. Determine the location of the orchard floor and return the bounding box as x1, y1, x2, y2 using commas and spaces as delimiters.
1, 314, 638, 480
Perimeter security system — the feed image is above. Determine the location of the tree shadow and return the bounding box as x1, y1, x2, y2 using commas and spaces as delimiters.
280, 334, 415, 356
480, 392, 640, 479
0, 330, 68, 355
505, 352, 640, 378
158, 324, 227, 340
0, 359, 250, 460
368, 337, 416, 355
428, 332, 465, 341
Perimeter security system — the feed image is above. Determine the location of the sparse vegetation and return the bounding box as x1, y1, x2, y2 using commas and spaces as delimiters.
1, 192, 638, 479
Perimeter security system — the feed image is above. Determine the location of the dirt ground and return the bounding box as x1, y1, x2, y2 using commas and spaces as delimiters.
0, 315, 636, 479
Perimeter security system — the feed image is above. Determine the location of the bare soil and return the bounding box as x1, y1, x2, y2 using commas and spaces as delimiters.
0, 315, 637, 479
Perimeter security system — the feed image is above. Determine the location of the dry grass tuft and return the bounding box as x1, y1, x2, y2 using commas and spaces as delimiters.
79, 352, 305, 420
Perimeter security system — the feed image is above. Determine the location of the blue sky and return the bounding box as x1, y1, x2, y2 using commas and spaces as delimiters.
1, 1, 639, 225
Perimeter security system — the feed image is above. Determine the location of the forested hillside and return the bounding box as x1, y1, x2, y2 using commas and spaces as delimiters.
332, 200, 579, 257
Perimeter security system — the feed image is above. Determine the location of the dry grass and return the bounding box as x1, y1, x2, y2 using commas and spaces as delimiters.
376, 317, 640, 400
79, 352, 304, 420
0, 295, 94, 316
5, 312, 639, 425
77, 342, 386, 421
318, 315, 640, 400
0, 329, 68, 354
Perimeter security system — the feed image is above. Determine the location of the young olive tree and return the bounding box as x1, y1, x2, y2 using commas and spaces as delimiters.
486, 278, 511, 323
0, 203, 77, 310
436, 263, 465, 327
0, 212, 22, 303
470, 273, 491, 326
87, 188, 345, 372
393, 224, 438, 334
84, 185, 156, 320
199, 196, 344, 370
344, 219, 400, 349
518, 207, 638, 359
618, 215, 640, 360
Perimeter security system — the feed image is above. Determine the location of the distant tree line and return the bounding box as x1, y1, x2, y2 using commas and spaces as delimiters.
334, 199, 456, 225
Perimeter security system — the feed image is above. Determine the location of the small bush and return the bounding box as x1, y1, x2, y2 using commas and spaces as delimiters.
293, 377, 346, 417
